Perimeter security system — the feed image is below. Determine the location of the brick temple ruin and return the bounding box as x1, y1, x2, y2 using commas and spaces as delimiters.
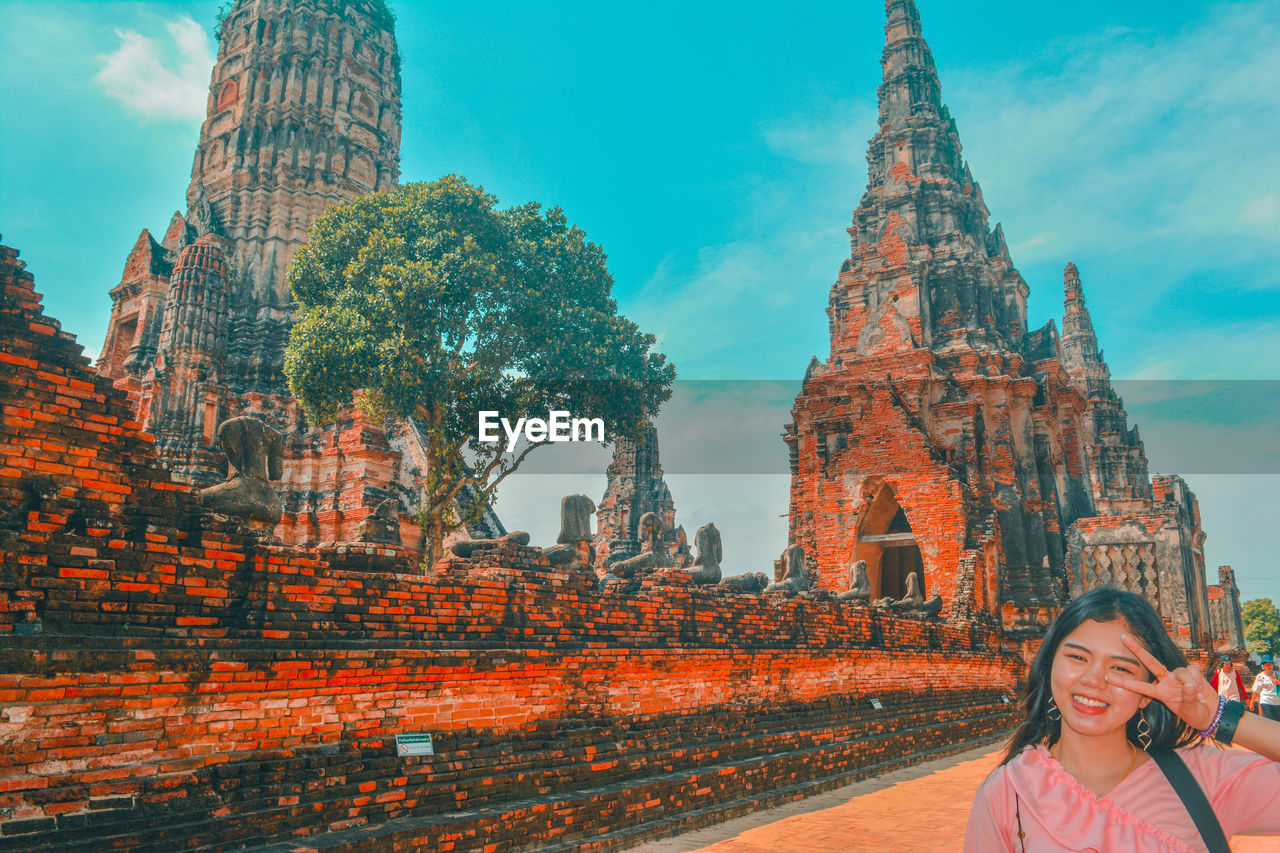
0, 0, 1246, 850
785, 0, 1243, 656
94, 0, 502, 552
2, 238, 1018, 848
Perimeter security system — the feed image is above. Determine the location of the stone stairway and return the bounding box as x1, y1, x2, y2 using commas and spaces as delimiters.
9, 686, 1017, 852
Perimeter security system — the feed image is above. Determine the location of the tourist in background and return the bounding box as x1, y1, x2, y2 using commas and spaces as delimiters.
965, 587, 1280, 852
1210, 655, 1248, 706
1253, 655, 1279, 721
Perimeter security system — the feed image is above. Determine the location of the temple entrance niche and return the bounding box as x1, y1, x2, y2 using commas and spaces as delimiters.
853, 486, 925, 600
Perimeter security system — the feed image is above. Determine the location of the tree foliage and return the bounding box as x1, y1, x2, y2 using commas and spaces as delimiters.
1243, 597, 1280, 656
285, 176, 675, 562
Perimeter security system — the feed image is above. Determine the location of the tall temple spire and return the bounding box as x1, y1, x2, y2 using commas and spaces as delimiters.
184, 0, 402, 396
99, 0, 403, 480
139, 235, 232, 486
789, 0, 1205, 644
95, 1, 508, 547
878, 0, 942, 134
828, 0, 1025, 360
1056, 263, 1153, 512
1060, 262, 1101, 368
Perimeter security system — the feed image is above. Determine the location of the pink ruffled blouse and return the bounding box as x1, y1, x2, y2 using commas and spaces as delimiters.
964, 744, 1280, 852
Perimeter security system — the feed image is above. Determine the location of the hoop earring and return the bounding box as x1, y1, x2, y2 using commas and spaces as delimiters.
1138, 708, 1152, 751
1047, 697, 1061, 722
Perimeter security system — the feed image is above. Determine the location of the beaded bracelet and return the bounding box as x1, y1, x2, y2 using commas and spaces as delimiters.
1213, 700, 1246, 747
1198, 695, 1226, 739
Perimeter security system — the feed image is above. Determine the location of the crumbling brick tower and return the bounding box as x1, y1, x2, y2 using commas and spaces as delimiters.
94, 1, 500, 548
787, 0, 1159, 635
1208, 565, 1246, 655
1058, 262, 1152, 515
101, 0, 401, 417
593, 421, 690, 572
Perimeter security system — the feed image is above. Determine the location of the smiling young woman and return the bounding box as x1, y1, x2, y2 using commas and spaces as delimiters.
965, 587, 1280, 852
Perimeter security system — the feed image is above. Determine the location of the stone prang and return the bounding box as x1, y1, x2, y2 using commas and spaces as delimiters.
784, 0, 1221, 651
95, 1, 504, 551
595, 422, 688, 570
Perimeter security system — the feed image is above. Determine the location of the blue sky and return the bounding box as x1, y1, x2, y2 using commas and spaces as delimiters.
1, 1, 1278, 608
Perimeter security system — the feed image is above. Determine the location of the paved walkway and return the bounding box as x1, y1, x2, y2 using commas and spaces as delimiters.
631, 743, 1279, 852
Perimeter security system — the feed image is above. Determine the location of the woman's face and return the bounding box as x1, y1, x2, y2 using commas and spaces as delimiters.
1050, 618, 1152, 742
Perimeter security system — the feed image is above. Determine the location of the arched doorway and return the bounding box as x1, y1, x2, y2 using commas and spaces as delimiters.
852, 488, 925, 600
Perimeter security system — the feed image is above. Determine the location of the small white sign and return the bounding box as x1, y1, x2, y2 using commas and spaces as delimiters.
396, 734, 434, 757
870, 697, 883, 710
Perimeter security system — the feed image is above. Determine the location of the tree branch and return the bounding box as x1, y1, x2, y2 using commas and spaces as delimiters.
482, 441, 540, 497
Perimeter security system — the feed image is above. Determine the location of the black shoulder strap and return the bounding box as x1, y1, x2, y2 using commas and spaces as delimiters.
1150, 748, 1232, 853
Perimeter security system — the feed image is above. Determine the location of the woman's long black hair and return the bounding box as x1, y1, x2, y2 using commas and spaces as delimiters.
1002, 587, 1200, 764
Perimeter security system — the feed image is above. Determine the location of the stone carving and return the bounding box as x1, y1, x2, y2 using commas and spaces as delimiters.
544, 494, 596, 570
594, 422, 689, 570
685, 523, 723, 585
609, 512, 669, 578
96, 0, 424, 551
558, 494, 595, 543
764, 544, 812, 594
718, 572, 770, 593
837, 558, 871, 602
357, 498, 401, 545
449, 530, 531, 558
200, 416, 283, 524
186, 181, 219, 238
884, 572, 944, 617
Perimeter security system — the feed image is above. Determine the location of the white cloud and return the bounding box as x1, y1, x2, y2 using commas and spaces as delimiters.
95, 15, 213, 121
1126, 321, 1280, 380
944, 3, 1280, 266
749, 4, 1280, 277
1240, 193, 1280, 228
628, 236, 834, 379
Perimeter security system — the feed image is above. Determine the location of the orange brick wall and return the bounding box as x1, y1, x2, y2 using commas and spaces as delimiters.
1, 241, 1021, 850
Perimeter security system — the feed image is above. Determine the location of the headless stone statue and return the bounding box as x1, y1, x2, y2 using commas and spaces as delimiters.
684, 522, 723, 585
837, 558, 871, 602
764, 543, 812, 594
718, 572, 770, 593
357, 498, 401, 545
449, 530, 531, 558
610, 511, 669, 578
200, 416, 283, 524
888, 571, 944, 616
544, 494, 596, 570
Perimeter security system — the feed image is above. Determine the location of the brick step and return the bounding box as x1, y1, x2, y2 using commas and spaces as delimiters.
545, 729, 1013, 853
7, 694, 1016, 851
378, 697, 1006, 807
4, 690, 999, 832
230, 706, 1018, 853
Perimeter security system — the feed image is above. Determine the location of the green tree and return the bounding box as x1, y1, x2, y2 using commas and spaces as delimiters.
284, 176, 675, 564
1242, 597, 1280, 656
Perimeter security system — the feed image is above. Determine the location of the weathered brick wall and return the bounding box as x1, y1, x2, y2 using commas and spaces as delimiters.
787, 362, 979, 607
1207, 565, 1245, 654
2, 242, 1021, 851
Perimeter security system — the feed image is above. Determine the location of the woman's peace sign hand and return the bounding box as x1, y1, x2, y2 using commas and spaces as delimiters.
1104, 633, 1219, 732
